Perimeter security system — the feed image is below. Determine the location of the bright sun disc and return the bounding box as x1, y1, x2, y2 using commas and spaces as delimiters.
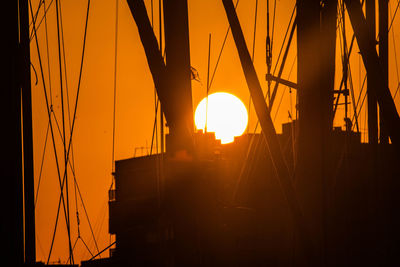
195, 92, 248, 144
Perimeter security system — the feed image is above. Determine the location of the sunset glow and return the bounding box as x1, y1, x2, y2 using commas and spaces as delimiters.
194, 92, 248, 144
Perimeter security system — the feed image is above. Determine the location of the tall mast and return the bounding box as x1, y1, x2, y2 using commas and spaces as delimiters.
2, 0, 36, 264
378, 0, 389, 144
20, 0, 36, 263
366, 0, 378, 144
2, 1, 24, 265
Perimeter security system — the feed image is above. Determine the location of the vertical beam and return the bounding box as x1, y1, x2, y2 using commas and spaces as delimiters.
163, 0, 194, 152
296, 0, 326, 264
366, 0, 378, 144
222, 0, 315, 263
1, 0, 24, 265
344, 0, 400, 148
379, 0, 389, 144
321, 0, 337, 129
19, 0, 36, 262
320, 0, 337, 263
126, 0, 194, 153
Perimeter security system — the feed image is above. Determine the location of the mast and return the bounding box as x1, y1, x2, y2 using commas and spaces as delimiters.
296, 0, 328, 264
366, 0, 378, 144
20, 0, 36, 262
344, 0, 400, 148
163, 0, 194, 154
2, 0, 35, 264
2, 1, 24, 265
378, 0, 389, 144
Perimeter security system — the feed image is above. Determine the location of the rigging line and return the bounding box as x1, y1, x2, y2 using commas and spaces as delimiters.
88, 241, 116, 261
55, 0, 74, 263
46, 116, 100, 264
29, 0, 55, 42
84, 200, 107, 260
151, 0, 159, 156
68, 159, 101, 260
268, 14, 295, 108
29, 0, 44, 29
208, 0, 240, 89
236, 5, 296, 191
266, 0, 272, 102
206, 34, 212, 132
271, 0, 277, 51
112, 0, 119, 173
337, 14, 360, 131
149, 0, 159, 156
347, 2, 399, 130
59, 0, 76, 173
353, 90, 367, 132
29, 0, 44, 36
150, 101, 160, 155
27, 0, 70, 263
43, 0, 54, 106
390, 3, 400, 97
347, 60, 360, 132
273, 54, 296, 122
388, 0, 400, 35
50, 87, 101, 258
248, 0, 258, 133
79, 236, 94, 257
54, 3, 92, 259
57, 3, 85, 254
271, 5, 295, 77
58, 10, 82, 254
394, 83, 400, 99
159, 0, 164, 155
333, 3, 358, 119
251, 0, 258, 61
34, 121, 50, 208
62, 0, 91, 180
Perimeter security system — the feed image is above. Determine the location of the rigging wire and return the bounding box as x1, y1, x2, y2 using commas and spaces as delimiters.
208, 0, 240, 90
271, 0, 277, 52
206, 34, 212, 132
336, 4, 360, 131
46, 107, 98, 261
34, 0, 54, 208
34, 122, 49, 207
149, 0, 159, 156
233, 4, 296, 202
27, 0, 71, 264
248, 0, 258, 133
112, 0, 119, 179
29, 0, 55, 42
47, 0, 92, 263
109, 0, 119, 250
58, 2, 101, 258
54, 0, 74, 263
390, 2, 400, 99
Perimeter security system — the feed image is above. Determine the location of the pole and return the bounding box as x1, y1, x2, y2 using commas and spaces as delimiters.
19, 0, 36, 262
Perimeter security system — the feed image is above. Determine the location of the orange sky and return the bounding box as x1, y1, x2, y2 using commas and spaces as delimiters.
30, 0, 400, 264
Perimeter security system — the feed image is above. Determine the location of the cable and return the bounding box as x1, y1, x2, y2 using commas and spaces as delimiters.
34, 122, 50, 207
208, 0, 240, 89
54, 0, 74, 263
112, 0, 119, 173
390, 2, 400, 99
388, 0, 400, 34
29, 0, 55, 42
28, 0, 71, 264
248, 0, 258, 132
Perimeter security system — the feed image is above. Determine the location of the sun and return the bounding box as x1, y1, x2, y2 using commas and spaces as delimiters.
194, 92, 248, 144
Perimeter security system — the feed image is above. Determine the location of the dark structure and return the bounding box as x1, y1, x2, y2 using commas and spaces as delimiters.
5, 0, 400, 266
83, 0, 400, 266
2, 0, 36, 266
